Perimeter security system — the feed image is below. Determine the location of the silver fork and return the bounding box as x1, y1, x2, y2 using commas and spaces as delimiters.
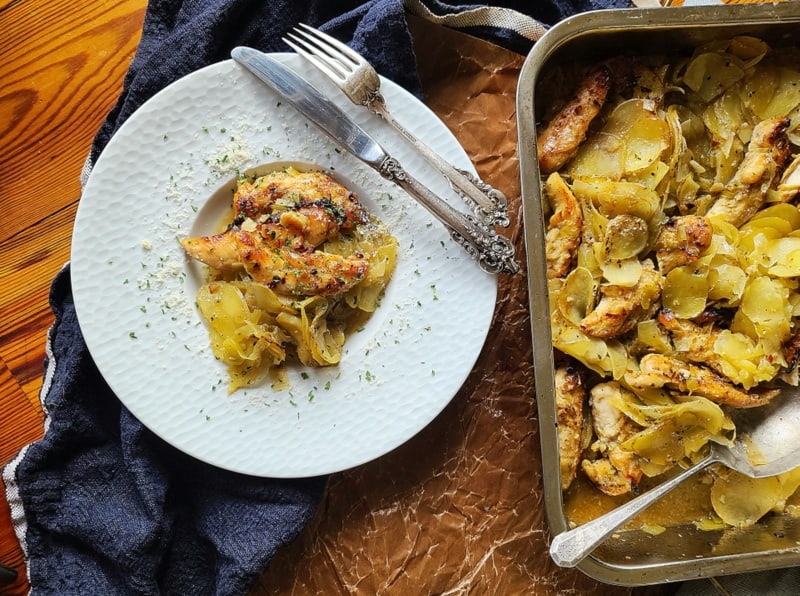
284, 23, 510, 229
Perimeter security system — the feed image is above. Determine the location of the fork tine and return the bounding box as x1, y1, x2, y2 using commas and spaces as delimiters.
295, 23, 367, 67
283, 35, 349, 82
289, 29, 358, 74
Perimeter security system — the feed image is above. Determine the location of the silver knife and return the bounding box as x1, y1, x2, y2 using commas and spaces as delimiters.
230, 46, 518, 275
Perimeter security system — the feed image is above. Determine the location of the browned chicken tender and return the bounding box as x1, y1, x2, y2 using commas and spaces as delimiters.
706, 117, 792, 227
581, 382, 643, 496
182, 227, 368, 296
657, 310, 734, 382
233, 169, 366, 229
627, 353, 780, 409
544, 172, 583, 279
580, 262, 663, 339
536, 63, 613, 175
555, 365, 587, 491
654, 215, 713, 274
181, 169, 371, 297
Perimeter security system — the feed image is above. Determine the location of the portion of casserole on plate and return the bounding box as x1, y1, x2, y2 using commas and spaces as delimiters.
182, 166, 398, 393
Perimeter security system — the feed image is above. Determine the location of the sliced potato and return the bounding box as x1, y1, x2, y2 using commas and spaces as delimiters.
572, 178, 662, 221
558, 267, 596, 325
568, 99, 670, 178
683, 51, 746, 102
662, 266, 709, 318
604, 215, 649, 260
711, 471, 782, 528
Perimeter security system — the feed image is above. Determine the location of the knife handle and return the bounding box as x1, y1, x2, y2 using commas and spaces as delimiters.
377, 156, 519, 275
370, 98, 510, 229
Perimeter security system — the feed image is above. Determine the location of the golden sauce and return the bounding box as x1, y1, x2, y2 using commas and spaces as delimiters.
564, 469, 714, 528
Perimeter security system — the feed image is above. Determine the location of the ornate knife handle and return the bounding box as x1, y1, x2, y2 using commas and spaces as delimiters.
379, 156, 519, 275
369, 94, 510, 229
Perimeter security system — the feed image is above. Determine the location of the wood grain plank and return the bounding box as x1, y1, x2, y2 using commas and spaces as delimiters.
0, 0, 146, 396
0, 203, 76, 406
0, 0, 147, 591
0, 0, 147, 243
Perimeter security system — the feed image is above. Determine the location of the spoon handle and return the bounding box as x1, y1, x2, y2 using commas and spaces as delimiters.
549, 454, 715, 568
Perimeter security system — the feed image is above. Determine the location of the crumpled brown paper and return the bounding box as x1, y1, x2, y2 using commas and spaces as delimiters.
251, 16, 671, 595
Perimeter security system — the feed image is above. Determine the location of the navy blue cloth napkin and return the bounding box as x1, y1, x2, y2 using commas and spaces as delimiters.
3, 0, 630, 594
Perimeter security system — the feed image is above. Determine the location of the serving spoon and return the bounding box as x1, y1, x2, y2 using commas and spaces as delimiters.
550, 389, 800, 567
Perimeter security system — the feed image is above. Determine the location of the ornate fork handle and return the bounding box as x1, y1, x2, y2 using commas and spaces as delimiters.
367, 91, 510, 229
379, 156, 518, 275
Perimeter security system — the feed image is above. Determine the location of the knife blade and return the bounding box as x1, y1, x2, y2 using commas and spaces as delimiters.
230, 46, 518, 275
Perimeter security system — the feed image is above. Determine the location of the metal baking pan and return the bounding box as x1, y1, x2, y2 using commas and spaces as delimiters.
517, 1, 800, 586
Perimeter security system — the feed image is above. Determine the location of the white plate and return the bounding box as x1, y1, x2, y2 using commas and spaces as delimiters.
71, 54, 497, 477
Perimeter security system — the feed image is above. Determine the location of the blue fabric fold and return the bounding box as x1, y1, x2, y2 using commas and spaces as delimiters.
4, 0, 632, 594
11, 268, 326, 595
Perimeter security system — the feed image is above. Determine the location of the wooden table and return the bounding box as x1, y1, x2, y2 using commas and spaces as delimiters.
0, 0, 147, 591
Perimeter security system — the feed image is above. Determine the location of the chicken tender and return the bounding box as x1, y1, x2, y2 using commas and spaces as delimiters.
654, 215, 713, 274
536, 57, 641, 175
581, 382, 643, 496
626, 353, 780, 408
233, 169, 366, 229
555, 365, 587, 491
706, 117, 792, 227
183, 227, 368, 297
536, 63, 613, 175
657, 310, 736, 382
544, 172, 583, 279
580, 261, 663, 339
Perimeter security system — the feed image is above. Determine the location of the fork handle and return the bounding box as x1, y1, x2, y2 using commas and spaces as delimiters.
369, 97, 510, 229
378, 156, 518, 275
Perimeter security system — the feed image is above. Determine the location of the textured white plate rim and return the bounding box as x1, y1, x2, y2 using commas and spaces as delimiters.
71, 53, 497, 478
